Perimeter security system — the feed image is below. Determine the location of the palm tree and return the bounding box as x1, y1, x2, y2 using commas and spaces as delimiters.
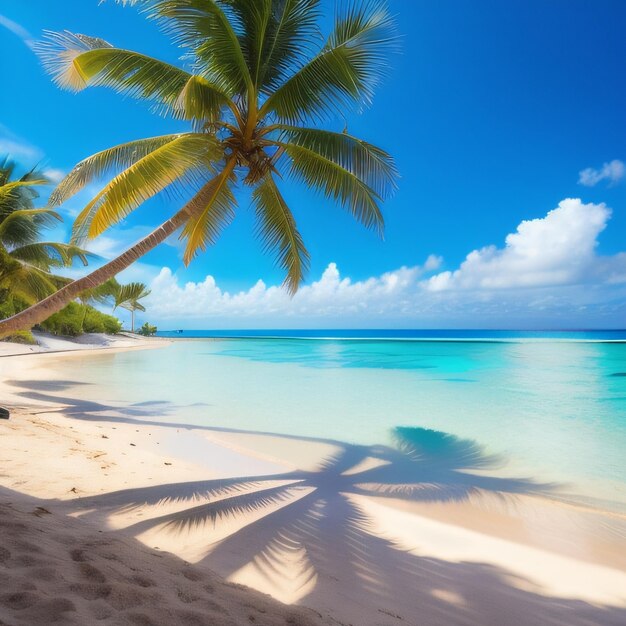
77, 278, 121, 331
114, 281, 151, 332
0, 158, 90, 312
0, 0, 397, 336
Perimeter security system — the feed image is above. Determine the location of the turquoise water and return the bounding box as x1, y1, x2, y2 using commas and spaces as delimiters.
47, 334, 626, 511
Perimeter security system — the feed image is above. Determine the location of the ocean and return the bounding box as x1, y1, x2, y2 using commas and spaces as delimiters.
47, 330, 626, 512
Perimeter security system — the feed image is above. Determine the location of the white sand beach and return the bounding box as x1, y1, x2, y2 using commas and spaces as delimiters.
1, 335, 626, 626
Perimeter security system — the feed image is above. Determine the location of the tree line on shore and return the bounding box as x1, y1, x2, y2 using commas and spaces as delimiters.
0, 159, 153, 342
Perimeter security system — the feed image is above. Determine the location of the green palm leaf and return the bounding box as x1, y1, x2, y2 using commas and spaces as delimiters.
223, 0, 321, 92
10, 242, 91, 269
114, 281, 151, 311
0, 209, 61, 247
137, 0, 253, 95
276, 126, 397, 198
261, 2, 396, 122
0, 249, 60, 303
179, 162, 238, 265
277, 139, 384, 234
35, 31, 229, 120
15, 268, 61, 303
71, 133, 222, 242
252, 0, 322, 92
0, 160, 92, 312
0, 179, 46, 206
78, 278, 121, 306
50, 134, 194, 208
253, 174, 310, 294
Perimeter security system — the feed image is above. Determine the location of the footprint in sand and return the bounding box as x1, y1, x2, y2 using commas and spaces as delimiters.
70, 548, 86, 562
0, 546, 10, 563
1, 590, 39, 610
79, 562, 107, 583
69, 581, 112, 600
130, 574, 157, 588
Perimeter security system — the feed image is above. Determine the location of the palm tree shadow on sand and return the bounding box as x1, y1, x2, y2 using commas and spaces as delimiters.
9, 383, 626, 625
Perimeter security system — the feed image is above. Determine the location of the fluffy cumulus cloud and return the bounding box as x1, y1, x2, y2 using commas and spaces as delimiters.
578, 159, 625, 187
148, 257, 441, 322
426, 198, 616, 291
143, 199, 626, 328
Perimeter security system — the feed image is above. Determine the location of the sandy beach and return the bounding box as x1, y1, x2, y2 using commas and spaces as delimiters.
1, 335, 626, 626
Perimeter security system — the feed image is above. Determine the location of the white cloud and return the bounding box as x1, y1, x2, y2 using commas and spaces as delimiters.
426, 199, 613, 291
142, 198, 626, 328
0, 14, 32, 44
43, 168, 66, 184
578, 159, 625, 187
147, 260, 437, 322
0, 125, 43, 163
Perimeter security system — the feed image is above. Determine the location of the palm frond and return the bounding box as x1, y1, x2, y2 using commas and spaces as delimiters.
0, 250, 60, 303
255, 0, 322, 92
78, 278, 121, 305
16, 268, 60, 303
10, 242, 91, 269
0, 209, 61, 247
35, 31, 230, 119
0, 179, 46, 205
277, 126, 397, 199
223, 0, 321, 92
261, 1, 396, 122
179, 163, 237, 265
50, 134, 192, 207
114, 281, 151, 310
224, 0, 273, 89
71, 133, 222, 243
252, 174, 310, 294
137, 0, 253, 95
0, 179, 47, 220
277, 139, 384, 234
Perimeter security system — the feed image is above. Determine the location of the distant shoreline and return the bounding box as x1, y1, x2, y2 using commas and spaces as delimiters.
155, 328, 626, 343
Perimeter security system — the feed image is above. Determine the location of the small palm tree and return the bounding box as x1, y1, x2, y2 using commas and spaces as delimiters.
0, 0, 397, 336
0, 158, 90, 310
77, 278, 121, 331
114, 281, 151, 332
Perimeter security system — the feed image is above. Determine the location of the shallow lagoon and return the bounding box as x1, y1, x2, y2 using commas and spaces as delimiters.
44, 334, 626, 512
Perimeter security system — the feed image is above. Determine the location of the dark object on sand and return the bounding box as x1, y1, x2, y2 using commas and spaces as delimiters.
0, 407, 9, 419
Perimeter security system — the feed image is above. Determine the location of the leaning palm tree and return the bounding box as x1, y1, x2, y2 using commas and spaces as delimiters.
0, 158, 90, 309
0, 0, 397, 336
114, 281, 151, 332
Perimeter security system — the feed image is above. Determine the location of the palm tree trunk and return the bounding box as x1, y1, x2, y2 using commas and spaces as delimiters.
0, 205, 191, 336
131, 309, 135, 333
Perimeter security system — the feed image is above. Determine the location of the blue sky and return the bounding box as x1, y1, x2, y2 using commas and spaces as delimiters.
1, 0, 625, 328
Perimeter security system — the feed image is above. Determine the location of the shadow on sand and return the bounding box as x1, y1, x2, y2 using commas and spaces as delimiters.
9, 381, 626, 626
